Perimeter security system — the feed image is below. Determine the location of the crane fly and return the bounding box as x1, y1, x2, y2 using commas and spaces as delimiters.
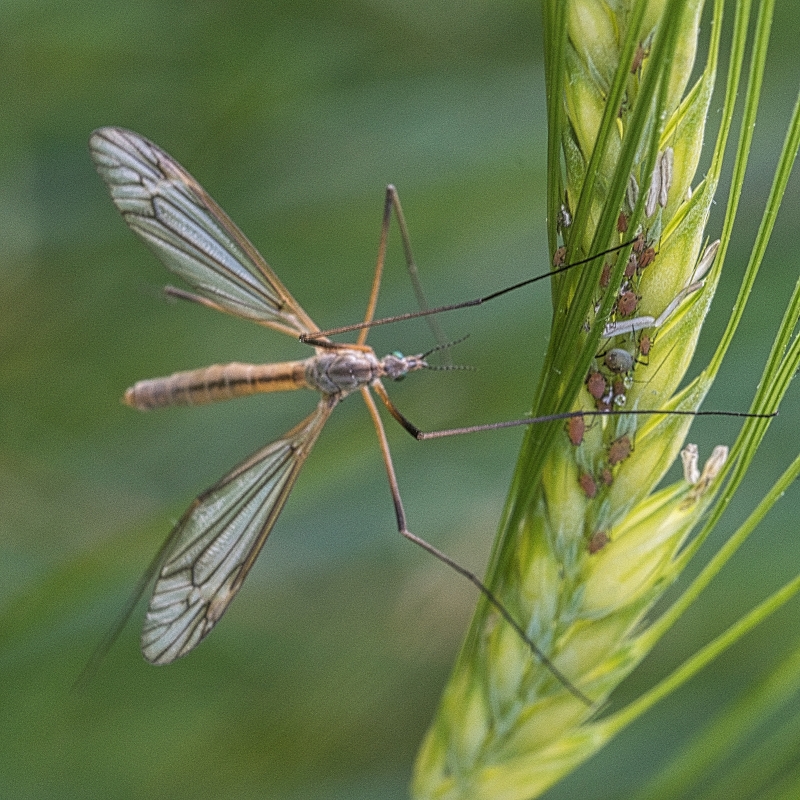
88, 128, 772, 702
90, 127, 605, 700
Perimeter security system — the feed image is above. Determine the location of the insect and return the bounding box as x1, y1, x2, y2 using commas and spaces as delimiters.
90, 128, 433, 663
89, 129, 772, 700
92, 127, 619, 701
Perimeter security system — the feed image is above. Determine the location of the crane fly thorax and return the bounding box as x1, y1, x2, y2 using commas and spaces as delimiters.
306, 349, 382, 395
305, 348, 428, 396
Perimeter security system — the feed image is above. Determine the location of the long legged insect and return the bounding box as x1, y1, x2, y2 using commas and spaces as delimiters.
89, 128, 771, 702
90, 128, 611, 700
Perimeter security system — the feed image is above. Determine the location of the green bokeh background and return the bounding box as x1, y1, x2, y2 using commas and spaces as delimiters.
2, 2, 800, 798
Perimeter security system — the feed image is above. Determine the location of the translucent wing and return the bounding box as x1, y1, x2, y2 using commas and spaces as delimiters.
89, 127, 318, 337
141, 397, 335, 665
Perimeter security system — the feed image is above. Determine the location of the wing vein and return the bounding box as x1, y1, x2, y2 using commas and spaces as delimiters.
140, 398, 335, 664
90, 127, 318, 335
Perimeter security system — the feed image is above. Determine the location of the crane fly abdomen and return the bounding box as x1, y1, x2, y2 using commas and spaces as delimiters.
124, 360, 311, 410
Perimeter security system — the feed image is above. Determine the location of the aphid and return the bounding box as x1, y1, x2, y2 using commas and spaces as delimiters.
604, 348, 635, 375
579, 472, 597, 499
638, 332, 652, 359
600, 261, 612, 289
587, 530, 610, 554
638, 245, 656, 271
586, 370, 608, 400
567, 415, 586, 446
608, 435, 633, 466
617, 289, 639, 317
631, 42, 649, 74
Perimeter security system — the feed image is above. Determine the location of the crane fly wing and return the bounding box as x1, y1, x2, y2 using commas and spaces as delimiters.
89, 127, 318, 337
141, 398, 335, 665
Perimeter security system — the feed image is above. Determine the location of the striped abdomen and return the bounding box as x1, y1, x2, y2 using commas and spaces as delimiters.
124, 360, 312, 410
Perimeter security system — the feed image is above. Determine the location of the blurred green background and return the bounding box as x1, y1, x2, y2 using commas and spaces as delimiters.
2, 2, 800, 798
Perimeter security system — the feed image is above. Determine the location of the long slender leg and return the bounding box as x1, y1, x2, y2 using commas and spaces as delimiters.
360, 385, 593, 705
414, 408, 775, 439
304, 185, 444, 351
301, 240, 636, 342
387, 186, 448, 352
357, 189, 393, 345
356, 185, 446, 349
370, 379, 422, 438
370, 381, 773, 441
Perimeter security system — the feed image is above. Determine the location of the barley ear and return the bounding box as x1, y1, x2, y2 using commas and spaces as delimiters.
413, 2, 800, 799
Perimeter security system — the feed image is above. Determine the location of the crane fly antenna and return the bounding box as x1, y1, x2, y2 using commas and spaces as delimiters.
420, 334, 470, 360
418, 336, 475, 372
